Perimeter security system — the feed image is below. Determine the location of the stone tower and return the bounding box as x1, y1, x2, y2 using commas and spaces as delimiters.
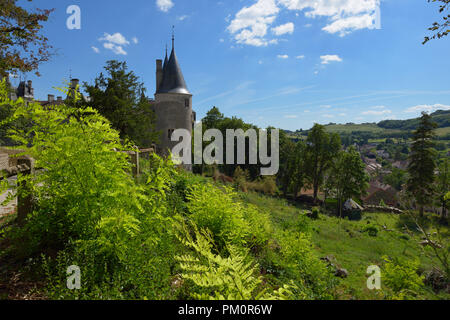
153, 37, 195, 160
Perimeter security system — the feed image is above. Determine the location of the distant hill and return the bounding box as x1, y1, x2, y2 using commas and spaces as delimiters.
378, 110, 450, 130
288, 109, 450, 139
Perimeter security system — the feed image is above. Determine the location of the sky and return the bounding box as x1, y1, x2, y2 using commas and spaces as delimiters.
10, 0, 450, 131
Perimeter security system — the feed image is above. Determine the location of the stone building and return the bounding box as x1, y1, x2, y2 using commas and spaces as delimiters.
152, 38, 195, 160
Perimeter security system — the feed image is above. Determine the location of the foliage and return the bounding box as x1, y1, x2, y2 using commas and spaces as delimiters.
436, 159, 450, 219
327, 146, 369, 217
308, 207, 320, 220
84, 60, 158, 147
175, 223, 296, 300
382, 256, 425, 300
185, 183, 272, 250
384, 168, 407, 191
423, 0, 450, 44
363, 224, 379, 237
305, 124, 341, 203
0, 0, 54, 77
407, 112, 438, 216
277, 230, 335, 299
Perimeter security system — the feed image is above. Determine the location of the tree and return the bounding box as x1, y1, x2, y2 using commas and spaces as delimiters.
384, 168, 407, 191
290, 141, 308, 200
423, 0, 449, 44
203, 106, 224, 129
436, 159, 449, 221
305, 124, 341, 204
407, 112, 438, 217
84, 60, 158, 147
328, 146, 369, 218
0, 0, 54, 77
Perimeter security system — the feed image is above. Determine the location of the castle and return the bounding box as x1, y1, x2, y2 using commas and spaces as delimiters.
151, 37, 196, 158
6, 38, 195, 164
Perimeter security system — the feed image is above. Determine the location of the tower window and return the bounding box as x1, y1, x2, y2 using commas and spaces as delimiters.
185, 99, 190, 108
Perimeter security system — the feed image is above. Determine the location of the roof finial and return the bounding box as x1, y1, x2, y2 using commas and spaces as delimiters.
172, 25, 175, 49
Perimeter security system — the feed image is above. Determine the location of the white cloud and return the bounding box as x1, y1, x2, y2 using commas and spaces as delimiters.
178, 15, 189, 21
227, 0, 280, 47
284, 115, 298, 119
103, 42, 127, 55
320, 55, 343, 64
322, 13, 376, 37
99, 33, 130, 45
405, 104, 450, 113
272, 22, 294, 36
91, 46, 100, 53
156, 0, 174, 13
296, 55, 305, 59
323, 114, 334, 118
362, 109, 392, 116
277, 54, 289, 59
99, 33, 130, 55
132, 37, 139, 44
228, 0, 379, 46
321, 105, 332, 109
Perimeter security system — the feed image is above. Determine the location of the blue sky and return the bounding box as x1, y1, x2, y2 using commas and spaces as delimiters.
12, 0, 450, 131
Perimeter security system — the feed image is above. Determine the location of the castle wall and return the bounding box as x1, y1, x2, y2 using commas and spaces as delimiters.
154, 92, 193, 157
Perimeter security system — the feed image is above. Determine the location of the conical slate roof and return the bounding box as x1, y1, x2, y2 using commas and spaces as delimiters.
163, 48, 169, 71
157, 47, 190, 95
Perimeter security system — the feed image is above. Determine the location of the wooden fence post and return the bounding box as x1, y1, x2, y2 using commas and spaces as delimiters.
131, 151, 140, 178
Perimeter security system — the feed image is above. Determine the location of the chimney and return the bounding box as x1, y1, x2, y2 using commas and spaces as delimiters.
48, 94, 55, 103
156, 60, 163, 92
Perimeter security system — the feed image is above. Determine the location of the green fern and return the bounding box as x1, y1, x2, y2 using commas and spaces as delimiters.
175, 221, 297, 300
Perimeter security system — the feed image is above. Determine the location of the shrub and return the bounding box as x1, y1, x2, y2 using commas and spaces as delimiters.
308, 207, 320, 220
186, 183, 250, 249
363, 224, 379, 237
382, 256, 425, 300
277, 230, 336, 299
175, 222, 297, 300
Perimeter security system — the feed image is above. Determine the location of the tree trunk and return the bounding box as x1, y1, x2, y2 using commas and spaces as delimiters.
313, 182, 319, 204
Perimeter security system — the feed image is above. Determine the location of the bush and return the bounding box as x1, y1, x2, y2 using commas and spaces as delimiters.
382, 256, 425, 300
363, 224, 379, 237
175, 223, 296, 300
277, 230, 336, 299
308, 207, 320, 220
186, 183, 250, 249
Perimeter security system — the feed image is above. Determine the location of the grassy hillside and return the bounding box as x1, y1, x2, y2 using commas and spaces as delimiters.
240, 191, 450, 300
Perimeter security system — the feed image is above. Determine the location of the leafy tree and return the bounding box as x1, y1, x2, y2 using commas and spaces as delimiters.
277, 130, 296, 197
290, 141, 308, 199
305, 124, 341, 204
407, 112, 438, 217
384, 168, 407, 191
84, 60, 158, 147
0, 0, 54, 77
436, 159, 449, 220
203, 106, 224, 129
423, 0, 449, 44
328, 146, 369, 217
